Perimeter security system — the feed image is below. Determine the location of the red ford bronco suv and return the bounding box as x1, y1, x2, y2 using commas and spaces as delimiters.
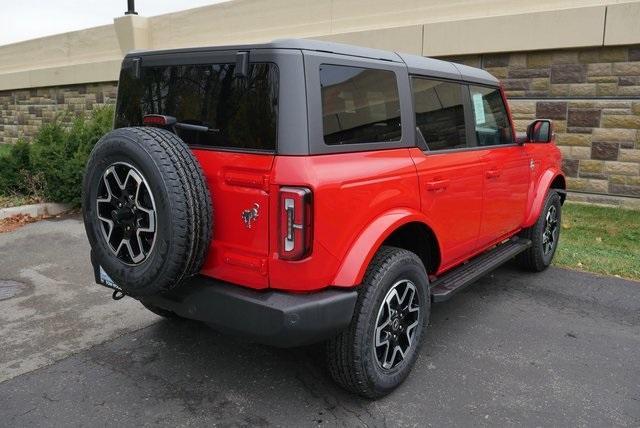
83, 39, 565, 398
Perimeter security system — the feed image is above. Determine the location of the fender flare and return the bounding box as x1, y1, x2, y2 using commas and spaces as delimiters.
523, 168, 565, 228
332, 208, 438, 287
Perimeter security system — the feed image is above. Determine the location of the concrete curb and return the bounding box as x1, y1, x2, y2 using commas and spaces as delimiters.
0, 202, 72, 220
567, 192, 640, 210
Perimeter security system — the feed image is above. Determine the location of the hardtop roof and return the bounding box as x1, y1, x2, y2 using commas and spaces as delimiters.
127, 38, 498, 86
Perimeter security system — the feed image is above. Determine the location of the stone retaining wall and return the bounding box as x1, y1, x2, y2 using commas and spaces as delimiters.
0, 83, 117, 145
441, 44, 640, 198
510, 99, 640, 197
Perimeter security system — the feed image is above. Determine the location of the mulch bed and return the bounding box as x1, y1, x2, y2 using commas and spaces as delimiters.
0, 209, 80, 233
0, 214, 44, 233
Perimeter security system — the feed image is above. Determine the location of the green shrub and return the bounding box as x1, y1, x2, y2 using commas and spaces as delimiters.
0, 144, 12, 157
0, 105, 114, 206
0, 139, 33, 196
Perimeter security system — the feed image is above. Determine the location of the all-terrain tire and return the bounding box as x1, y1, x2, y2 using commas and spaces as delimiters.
326, 246, 430, 398
517, 190, 562, 272
83, 127, 212, 296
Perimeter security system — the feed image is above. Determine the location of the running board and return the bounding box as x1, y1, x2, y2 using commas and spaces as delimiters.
430, 237, 532, 302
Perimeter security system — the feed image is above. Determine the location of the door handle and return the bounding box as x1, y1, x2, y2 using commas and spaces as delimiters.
486, 169, 501, 179
426, 179, 450, 191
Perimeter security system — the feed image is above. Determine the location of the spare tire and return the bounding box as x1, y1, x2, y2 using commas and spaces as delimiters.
82, 127, 212, 296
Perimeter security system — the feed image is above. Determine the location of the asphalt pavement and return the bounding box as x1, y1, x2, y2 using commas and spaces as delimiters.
0, 215, 638, 427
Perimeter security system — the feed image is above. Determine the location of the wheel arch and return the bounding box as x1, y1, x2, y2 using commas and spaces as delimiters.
523, 169, 566, 228
332, 209, 441, 287
550, 174, 567, 204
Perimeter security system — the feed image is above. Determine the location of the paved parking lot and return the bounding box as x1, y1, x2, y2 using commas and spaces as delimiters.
1, 216, 639, 426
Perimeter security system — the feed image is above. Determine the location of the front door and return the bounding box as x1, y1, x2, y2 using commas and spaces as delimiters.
468, 85, 530, 246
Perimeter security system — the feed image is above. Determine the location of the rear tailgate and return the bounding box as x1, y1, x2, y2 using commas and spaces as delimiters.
194, 150, 274, 289
114, 50, 280, 289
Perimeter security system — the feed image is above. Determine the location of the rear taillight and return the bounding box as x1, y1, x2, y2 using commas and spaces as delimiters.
279, 187, 312, 260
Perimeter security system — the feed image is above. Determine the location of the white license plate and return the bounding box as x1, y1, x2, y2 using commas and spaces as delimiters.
98, 266, 122, 291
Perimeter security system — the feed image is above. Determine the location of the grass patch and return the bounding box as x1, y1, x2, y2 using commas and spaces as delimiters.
554, 202, 640, 281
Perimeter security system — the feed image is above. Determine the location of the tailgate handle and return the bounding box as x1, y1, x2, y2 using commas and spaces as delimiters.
486, 169, 501, 179
224, 172, 268, 190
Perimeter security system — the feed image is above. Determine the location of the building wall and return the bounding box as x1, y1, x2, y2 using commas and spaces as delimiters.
0, 83, 117, 144
439, 45, 640, 198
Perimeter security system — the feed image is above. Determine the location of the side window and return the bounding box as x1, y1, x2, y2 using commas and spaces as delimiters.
320, 64, 401, 145
411, 78, 467, 151
469, 85, 513, 146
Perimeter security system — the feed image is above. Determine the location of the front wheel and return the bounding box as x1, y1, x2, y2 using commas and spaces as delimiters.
326, 246, 430, 398
517, 190, 562, 272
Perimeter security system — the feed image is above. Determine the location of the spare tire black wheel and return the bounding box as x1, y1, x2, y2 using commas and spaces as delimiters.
82, 127, 212, 296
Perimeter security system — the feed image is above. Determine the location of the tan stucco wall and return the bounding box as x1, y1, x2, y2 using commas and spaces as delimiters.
1, 0, 640, 90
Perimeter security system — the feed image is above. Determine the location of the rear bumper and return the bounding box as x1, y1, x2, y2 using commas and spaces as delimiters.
140, 276, 358, 348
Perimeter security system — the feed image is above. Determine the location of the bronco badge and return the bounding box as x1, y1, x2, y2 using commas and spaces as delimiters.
241, 203, 260, 229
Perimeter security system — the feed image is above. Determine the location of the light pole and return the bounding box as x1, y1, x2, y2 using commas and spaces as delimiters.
125, 0, 138, 15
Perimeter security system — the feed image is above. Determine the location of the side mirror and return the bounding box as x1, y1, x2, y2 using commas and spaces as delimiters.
526, 119, 553, 143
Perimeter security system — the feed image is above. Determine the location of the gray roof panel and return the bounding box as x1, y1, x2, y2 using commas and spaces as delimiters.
272, 39, 402, 62
397, 52, 499, 86
128, 38, 401, 63
127, 38, 499, 85
396, 53, 461, 80
451, 63, 499, 86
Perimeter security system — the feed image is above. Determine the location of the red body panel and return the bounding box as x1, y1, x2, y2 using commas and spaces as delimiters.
195, 142, 562, 291
410, 148, 484, 271
269, 149, 419, 291
476, 145, 530, 247
193, 149, 274, 289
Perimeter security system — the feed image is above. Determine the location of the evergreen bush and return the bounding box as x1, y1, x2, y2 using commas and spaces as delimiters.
0, 105, 114, 206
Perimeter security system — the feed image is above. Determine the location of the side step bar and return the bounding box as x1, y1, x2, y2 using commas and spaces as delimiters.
430, 237, 532, 302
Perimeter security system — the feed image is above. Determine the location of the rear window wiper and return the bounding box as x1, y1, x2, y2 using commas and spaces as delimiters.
175, 122, 220, 133
143, 115, 220, 133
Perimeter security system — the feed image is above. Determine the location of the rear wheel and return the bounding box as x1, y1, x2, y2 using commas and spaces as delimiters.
517, 190, 562, 272
326, 246, 430, 398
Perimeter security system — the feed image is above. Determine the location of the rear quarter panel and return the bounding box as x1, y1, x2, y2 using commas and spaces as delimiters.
268, 149, 420, 291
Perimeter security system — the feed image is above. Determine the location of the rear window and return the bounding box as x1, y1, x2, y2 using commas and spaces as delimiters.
320, 65, 401, 145
412, 78, 467, 151
115, 62, 278, 152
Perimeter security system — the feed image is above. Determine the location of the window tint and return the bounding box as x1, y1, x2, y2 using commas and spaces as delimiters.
320, 65, 401, 145
469, 85, 513, 146
412, 78, 467, 151
115, 63, 278, 151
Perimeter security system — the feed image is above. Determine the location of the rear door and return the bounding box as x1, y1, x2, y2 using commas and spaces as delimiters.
115, 50, 281, 288
467, 85, 530, 246
409, 77, 485, 271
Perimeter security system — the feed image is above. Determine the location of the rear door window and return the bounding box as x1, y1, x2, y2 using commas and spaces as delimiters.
320, 65, 401, 145
468, 85, 513, 146
116, 62, 278, 151
411, 78, 468, 151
